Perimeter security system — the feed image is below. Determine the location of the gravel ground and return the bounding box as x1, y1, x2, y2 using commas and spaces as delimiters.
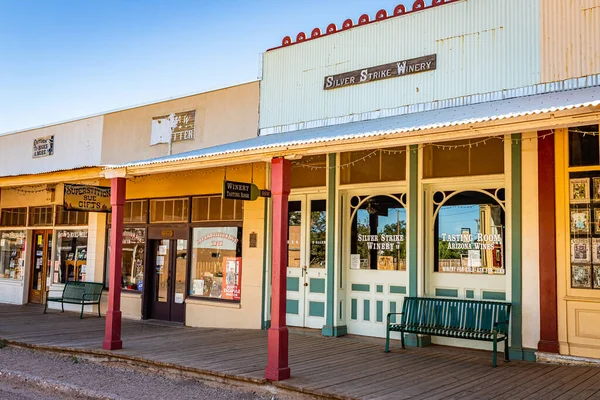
0, 345, 295, 400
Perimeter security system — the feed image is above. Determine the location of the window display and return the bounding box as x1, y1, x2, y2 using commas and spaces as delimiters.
190, 226, 242, 300
55, 230, 88, 283
349, 195, 406, 271
105, 228, 146, 291
568, 173, 600, 289
434, 191, 505, 275
0, 231, 26, 280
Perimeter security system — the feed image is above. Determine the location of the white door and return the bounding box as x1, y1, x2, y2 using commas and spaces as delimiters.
286, 195, 327, 329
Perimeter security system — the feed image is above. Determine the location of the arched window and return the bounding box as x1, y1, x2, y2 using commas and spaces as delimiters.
433, 190, 506, 275
349, 194, 406, 271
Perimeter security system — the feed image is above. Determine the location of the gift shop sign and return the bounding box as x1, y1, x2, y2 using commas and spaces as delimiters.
324, 54, 436, 90
63, 184, 111, 213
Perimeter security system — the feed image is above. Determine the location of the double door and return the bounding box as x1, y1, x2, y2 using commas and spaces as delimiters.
29, 230, 52, 304
147, 228, 188, 323
286, 195, 327, 329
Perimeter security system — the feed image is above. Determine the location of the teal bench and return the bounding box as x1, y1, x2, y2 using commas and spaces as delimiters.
44, 281, 104, 319
385, 297, 511, 367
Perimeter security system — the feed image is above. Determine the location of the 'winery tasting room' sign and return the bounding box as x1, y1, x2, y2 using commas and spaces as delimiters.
324, 54, 437, 90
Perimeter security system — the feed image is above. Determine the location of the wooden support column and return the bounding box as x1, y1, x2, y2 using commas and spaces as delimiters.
265, 157, 291, 381
537, 130, 560, 353
102, 177, 126, 350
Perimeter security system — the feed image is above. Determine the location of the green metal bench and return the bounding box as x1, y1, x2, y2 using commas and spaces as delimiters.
44, 281, 103, 319
385, 297, 511, 367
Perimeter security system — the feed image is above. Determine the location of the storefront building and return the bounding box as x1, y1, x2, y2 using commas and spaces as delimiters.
0, 81, 265, 330
252, 0, 600, 369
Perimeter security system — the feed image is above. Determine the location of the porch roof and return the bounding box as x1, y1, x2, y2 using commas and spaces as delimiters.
106, 86, 600, 171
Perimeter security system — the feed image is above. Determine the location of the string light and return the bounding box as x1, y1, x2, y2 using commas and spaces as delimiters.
130, 164, 266, 183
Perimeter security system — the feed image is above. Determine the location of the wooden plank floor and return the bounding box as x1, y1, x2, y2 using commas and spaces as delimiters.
1, 304, 599, 400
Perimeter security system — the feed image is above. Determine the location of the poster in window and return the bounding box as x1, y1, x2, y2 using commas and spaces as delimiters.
592, 238, 600, 264
570, 209, 590, 235
571, 239, 591, 263
570, 178, 590, 204
377, 256, 395, 270
594, 266, 600, 289
593, 178, 600, 203
221, 257, 242, 300
571, 265, 592, 288
594, 210, 600, 234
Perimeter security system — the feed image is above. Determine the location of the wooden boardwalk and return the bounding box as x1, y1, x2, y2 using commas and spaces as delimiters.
1, 304, 599, 399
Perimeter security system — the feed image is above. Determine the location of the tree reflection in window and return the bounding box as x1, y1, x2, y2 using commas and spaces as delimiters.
350, 195, 406, 271
434, 190, 505, 275
310, 200, 327, 268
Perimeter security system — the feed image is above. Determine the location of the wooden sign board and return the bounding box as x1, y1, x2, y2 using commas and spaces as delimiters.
33, 135, 54, 158
223, 180, 271, 201
63, 184, 111, 213
324, 54, 437, 90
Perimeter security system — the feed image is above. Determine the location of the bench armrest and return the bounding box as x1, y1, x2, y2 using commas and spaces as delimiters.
493, 320, 509, 333
386, 312, 403, 324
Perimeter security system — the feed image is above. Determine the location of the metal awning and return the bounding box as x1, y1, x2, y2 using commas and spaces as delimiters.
106, 86, 600, 170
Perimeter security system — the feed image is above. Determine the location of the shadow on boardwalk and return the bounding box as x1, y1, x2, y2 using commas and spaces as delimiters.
1, 304, 599, 399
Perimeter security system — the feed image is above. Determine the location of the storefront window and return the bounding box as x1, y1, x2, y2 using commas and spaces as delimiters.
423, 139, 504, 178
105, 228, 147, 291
350, 195, 406, 271
192, 196, 243, 222
340, 148, 406, 184
55, 230, 88, 283
150, 198, 189, 223
434, 191, 505, 275
124, 200, 148, 224
291, 155, 327, 188
56, 206, 88, 226
0, 208, 27, 227
29, 206, 54, 226
569, 125, 600, 167
190, 226, 242, 300
0, 231, 26, 280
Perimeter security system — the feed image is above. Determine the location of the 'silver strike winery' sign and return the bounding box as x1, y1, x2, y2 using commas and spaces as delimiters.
324, 54, 437, 90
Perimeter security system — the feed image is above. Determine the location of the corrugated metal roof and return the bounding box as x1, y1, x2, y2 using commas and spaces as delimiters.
107, 86, 600, 169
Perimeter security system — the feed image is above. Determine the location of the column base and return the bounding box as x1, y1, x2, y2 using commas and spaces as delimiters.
538, 340, 560, 354
102, 339, 123, 350
265, 366, 291, 381
321, 325, 347, 337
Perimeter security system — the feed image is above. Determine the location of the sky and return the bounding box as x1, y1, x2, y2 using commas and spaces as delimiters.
0, 0, 412, 135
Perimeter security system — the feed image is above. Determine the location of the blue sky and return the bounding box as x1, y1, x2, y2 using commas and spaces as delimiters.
0, 0, 412, 135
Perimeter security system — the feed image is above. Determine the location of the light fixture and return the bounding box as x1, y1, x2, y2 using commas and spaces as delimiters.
366, 200, 377, 215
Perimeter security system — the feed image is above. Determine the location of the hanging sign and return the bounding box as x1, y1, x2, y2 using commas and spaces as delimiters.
32, 135, 54, 158
222, 180, 271, 201
324, 54, 437, 90
63, 184, 111, 213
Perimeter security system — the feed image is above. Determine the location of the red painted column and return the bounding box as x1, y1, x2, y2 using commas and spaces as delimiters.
537, 130, 560, 353
103, 177, 126, 351
265, 157, 291, 381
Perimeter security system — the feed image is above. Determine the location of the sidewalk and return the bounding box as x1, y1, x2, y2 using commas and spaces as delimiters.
1, 304, 599, 399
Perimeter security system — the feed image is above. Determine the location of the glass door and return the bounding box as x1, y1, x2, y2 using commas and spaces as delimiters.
149, 238, 188, 323
29, 230, 52, 304
286, 196, 327, 329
